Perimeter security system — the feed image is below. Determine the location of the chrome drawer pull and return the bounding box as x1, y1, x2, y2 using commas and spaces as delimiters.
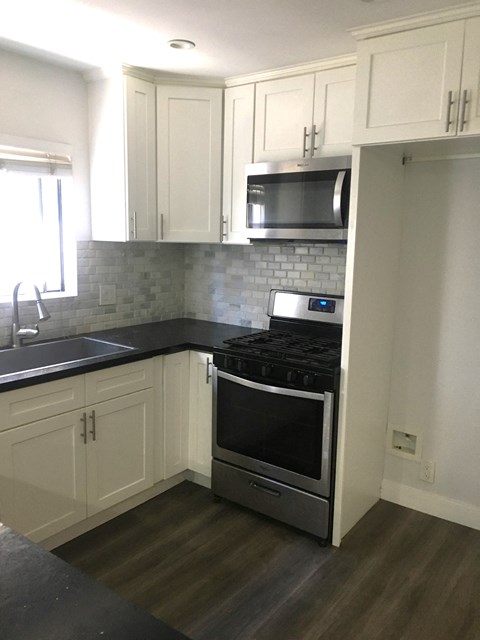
249, 480, 281, 498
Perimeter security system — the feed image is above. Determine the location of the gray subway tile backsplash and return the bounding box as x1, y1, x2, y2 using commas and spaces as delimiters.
0, 240, 346, 346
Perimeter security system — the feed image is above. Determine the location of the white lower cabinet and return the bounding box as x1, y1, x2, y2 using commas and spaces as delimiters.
161, 350, 213, 480
0, 361, 154, 542
162, 351, 190, 479
85, 390, 154, 515
0, 351, 214, 543
0, 410, 87, 543
188, 351, 213, 477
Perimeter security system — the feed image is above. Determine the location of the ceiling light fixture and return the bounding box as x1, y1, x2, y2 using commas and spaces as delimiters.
168, 39, 196, 50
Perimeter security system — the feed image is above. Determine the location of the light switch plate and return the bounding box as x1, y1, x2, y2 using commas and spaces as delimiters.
99, 284, 116, 306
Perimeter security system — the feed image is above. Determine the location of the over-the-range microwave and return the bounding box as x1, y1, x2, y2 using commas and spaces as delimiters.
246, 156, 351, 241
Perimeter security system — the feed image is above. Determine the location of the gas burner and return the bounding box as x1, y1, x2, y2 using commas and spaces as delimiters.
223, 329, 342, 368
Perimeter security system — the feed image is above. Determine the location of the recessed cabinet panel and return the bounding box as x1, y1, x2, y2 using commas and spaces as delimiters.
0, 376, 85, 431
0, 411, 87, 542
86, 390, 154, 515
124, 76, 157, 241
313, 66, 355, 156
188, 352, 213, 477
354, 21, 465, 143
254, 75, 315, 161
222, 84, 254, 244
157, 86, 222, 242
85, 359, 153, 405
459, 17, 480, 136
163, 351, 190, 478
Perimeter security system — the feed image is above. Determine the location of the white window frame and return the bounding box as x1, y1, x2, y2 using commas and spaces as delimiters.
0, 134, 77, 304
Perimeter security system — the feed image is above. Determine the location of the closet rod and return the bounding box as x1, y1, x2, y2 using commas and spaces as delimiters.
403, 152, 480, 164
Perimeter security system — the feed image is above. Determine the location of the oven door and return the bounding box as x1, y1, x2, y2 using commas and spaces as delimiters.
213, 369, 334, 497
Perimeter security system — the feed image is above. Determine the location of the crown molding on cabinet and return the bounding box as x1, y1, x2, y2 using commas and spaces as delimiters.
225, 54, 357, 87
350, 1, 480, 40
83, 64, 224, 87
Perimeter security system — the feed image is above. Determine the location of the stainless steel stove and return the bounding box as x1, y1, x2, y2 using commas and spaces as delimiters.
212, 289, 343, 543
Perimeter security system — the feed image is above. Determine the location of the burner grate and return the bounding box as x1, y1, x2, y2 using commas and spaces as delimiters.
224, 330, 341, 366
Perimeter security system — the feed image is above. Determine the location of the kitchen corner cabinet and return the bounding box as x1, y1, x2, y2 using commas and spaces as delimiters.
254, 66, 355, 162
354, 17, 480, 144
88, 73, 157, 242
156, 85, 223, 243
0, 361, 154, 542
222, 84, 254, 244
163, 351, 190, 478
188, 351, 213, 477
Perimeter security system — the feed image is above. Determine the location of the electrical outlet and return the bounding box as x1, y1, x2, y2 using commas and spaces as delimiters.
419, 459, 435, 483
99, 284, 116, 306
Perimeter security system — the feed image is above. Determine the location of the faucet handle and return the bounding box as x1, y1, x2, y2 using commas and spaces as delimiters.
16, 325, 40, 339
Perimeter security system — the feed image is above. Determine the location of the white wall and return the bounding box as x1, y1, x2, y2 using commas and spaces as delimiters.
0, 49, 91, 239
382, 157, 480, 530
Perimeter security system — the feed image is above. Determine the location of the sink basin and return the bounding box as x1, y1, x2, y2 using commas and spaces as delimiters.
0, 337, 134, 376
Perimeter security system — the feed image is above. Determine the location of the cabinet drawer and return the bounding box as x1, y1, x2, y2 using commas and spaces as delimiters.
0, 376, 85, 431
85, 359, 153, 405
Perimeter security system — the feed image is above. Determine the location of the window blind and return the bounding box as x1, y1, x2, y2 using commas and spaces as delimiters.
0, 146, 72, 177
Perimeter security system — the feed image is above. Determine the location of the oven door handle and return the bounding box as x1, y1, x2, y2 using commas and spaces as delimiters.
217, 370, 325, 401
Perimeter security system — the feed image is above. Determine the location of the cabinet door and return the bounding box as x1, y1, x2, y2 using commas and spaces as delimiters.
222, 84, 254, 244
124, 76, 157, 241
254, 75, 315, 161
353, 21, 465, 144
188, 352, 213, 477
313, 66, 355, 157
163, 351, 190, 479
0, 411, 87, 542
157, 85, 222, 242
85, 390, 154, 515
459, 17, 480, 136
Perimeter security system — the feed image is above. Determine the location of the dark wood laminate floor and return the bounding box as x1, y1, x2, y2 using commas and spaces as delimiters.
54, 481, 480, 640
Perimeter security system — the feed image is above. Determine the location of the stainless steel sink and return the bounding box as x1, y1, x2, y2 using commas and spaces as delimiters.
0, 337, 134, 376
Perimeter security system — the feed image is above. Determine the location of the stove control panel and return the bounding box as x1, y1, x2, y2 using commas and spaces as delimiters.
213, 352, 337, 393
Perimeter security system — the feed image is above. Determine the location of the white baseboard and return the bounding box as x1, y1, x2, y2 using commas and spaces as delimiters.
381, 479, 480, 532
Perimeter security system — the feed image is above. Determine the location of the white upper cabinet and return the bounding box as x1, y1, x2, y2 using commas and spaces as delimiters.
222, 84, 254, 244
313, 66, 356, 157
255, 75, 315, 161
254, 67, 355, 162
459, 17, 480, 136
156, 85, 223, 243
88, 73, 157, 241
124, 76, 157, 240
354, 18, 480, 144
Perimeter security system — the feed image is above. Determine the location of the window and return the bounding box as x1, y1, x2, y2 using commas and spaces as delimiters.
0, 145, 76, 301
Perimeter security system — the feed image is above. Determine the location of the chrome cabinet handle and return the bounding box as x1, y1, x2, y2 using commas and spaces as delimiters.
206, 358, 212, 384
445, 90, 455, 133
459, 89, 469, 132
222, 217, 228, 240
312, 124, 319, 155
160, 213, 164, 240
129, 211, 137, 239
302, 126, 310, 157
80, 412, 87, 444
89, 410, 96, 441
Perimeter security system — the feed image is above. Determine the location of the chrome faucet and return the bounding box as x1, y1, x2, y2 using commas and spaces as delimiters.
12, 282, 51, 348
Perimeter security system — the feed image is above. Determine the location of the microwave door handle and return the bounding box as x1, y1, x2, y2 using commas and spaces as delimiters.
333, 170, 346, 227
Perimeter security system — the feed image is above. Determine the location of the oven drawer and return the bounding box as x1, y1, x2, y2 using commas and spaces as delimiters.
212, 459, 330, 539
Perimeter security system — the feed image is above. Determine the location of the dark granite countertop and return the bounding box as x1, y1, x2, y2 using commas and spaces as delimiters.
0, 524, 189, 640
0, 318, 257, 392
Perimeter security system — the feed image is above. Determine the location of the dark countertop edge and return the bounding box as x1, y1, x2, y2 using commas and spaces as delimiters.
0, 524, 190, 640
0, 318, 257, 392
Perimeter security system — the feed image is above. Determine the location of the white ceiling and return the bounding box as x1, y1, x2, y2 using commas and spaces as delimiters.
0, 0, 473, 79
